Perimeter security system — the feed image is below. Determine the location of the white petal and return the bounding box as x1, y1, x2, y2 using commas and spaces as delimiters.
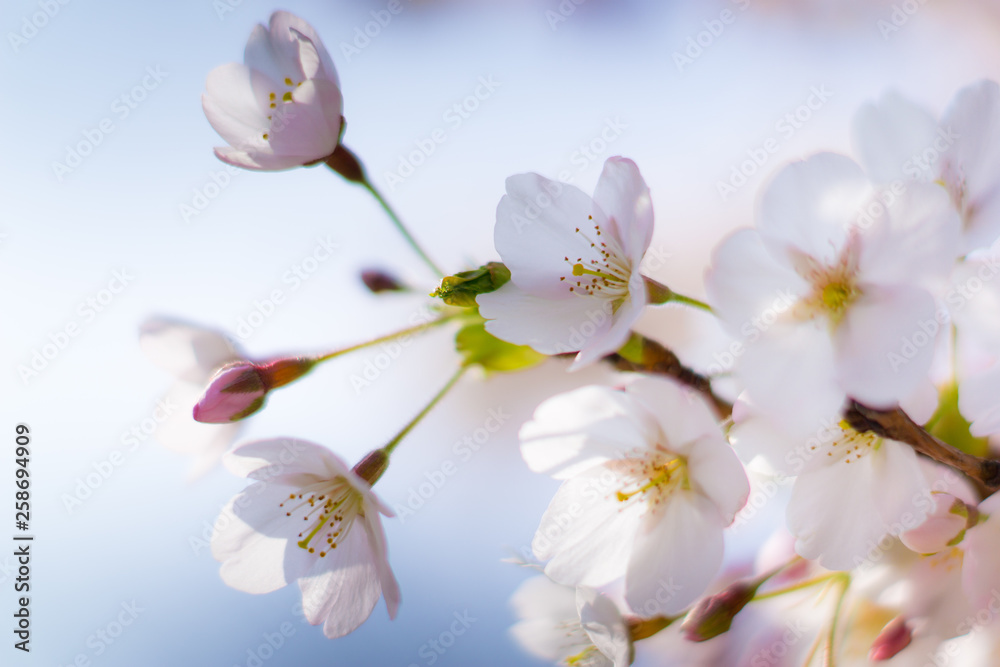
625, 376, 721, 454
686, 435, 750, 525
213, 146, 308, 172
856, 181, 960, 290
835, 284, 938, 408
495, 173, 611, 299
139, 316, 242, 383
212, 483, 314, 593
569, 270, 646, 369
786, 440, 927, 570
738, 322, 846, 435
361, 512, 400, 620
851, 90, 940, 183
222, 438, 348, 480
705, 229, 809, 339
268, 11, 339, 85
758, 153, 873, 265
297, 524, 382, 638
536, 467, 642, 588
624, 492, 724, 616
577, 588, 632, 667
202, 64, 272, 146
244, 23, 297, 84
592, 157, 654, 264
959, 365, 1000, 436
510, 575, 578, 623
479, 281, 612, 356
265, 78, 342, 160
520, 385, 657, 479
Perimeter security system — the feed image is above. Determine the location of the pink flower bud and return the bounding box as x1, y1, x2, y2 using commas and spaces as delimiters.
193, 357, 317, 423
900, 493, 971, 555
868, 616, 912, 661
680, 581, 758, 642
360, 269, 406, 294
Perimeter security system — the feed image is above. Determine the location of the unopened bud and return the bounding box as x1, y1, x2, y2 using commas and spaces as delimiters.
361, 269, 406, 294
868, 616, 911, 661
680, 581, 758, 642
193, 357, 317, 423
900, 493, 971, 555
432, 262, 510, 307
352, 448, 389, 486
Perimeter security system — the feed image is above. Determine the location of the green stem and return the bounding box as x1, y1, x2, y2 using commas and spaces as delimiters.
314, 314, 456, 363
383, 365, 468, 456
753, 573, 841, 601
362, 180, 444, 278
643, 276, 713, 313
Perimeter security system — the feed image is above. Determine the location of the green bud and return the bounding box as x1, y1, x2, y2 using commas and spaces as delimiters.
431, 262, 511, 307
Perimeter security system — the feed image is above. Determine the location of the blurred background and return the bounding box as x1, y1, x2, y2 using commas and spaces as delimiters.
4, 0, 1000, 664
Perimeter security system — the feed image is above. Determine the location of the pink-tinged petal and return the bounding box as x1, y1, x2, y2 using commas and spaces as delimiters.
223, 438, 348, 481
624, 491, 724, 616
899, 379, 939, 426
738, 322, 846, 436
568, 271, 646, 370
592, 157, 654, 264
509, 577, 583, 663
268, 11, 339, 86
960, 510, 1000, 613
942, 80, 1000, 252
856, 182, 960, 290
478, 281, 610, 356
758, 153, 873, 265
193, 363, 267, 423
705, 229, 810, 340
686, 435, 750, 524
851, 91, 940, 183
495, 173, 611, 299
625, 376, 721, 453
265, 78, 342, 160
361, 513, 400, 619
212, 482, 315, 593
577, 588, 632, 667
244, 23, 297, 84
203, 64, 272, 144
139, 316, 242, 383
787, 440, 927, 571
950, 256, 1000, 350
900, 493, 968, 555
729, 414, 813, 476
835, 284, 938, 408
961, 365, 1000, 437
298, 524, 383, 638
535, 467, 643, 588
213, 146, 309, 171
520, 386, 658, 480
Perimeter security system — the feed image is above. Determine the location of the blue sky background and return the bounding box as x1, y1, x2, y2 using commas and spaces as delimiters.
4, 0, 1000, 665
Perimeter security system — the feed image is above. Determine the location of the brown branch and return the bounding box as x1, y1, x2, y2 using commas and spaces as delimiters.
607, 335, 1000, 493
846, 401, 1000, 493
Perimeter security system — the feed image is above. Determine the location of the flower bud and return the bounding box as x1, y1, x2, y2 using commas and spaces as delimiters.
432, 262, 511, 307
680, 581, 757, 642
352, 448, 389, 486
868, 616, 911, 661
360, 269, 406, 294
193, 357, 317, 423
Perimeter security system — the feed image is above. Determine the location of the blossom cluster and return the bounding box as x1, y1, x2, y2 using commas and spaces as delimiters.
142, 9, 1000, 666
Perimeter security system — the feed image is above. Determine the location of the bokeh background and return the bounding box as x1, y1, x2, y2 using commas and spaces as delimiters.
4, 0, 1000, 665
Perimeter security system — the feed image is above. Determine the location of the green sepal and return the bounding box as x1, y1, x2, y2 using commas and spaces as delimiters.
431, 262, 511, 307
455, 320, 545, 373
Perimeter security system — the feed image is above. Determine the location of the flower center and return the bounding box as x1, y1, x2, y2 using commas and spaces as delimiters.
610, 448, 689, 510
262, 76, 305, 141
792, 236, 862, 328
806, 421, 881, 466
564, 645, 601, 666
279, 479, 361, 558
559, 215, 631, 300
